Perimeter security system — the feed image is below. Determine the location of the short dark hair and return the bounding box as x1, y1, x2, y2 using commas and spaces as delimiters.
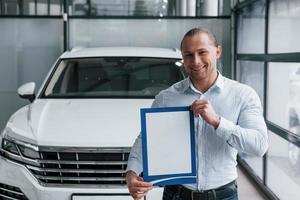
180, 28, 219, 50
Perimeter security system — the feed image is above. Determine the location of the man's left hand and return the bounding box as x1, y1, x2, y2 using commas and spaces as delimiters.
191, 99, 220, 129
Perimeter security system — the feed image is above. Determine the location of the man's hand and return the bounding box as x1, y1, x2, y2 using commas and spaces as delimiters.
126, 171, 153, 200
191, 99, 220, 129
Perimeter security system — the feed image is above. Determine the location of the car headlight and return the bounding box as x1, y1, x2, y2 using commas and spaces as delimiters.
18, 143, 40, 159
2, 138, 19, 155
0, 135, 40, 167
1, 137, 40, 159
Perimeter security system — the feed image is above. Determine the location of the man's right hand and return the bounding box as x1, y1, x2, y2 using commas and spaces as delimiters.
126, 170, 153, 200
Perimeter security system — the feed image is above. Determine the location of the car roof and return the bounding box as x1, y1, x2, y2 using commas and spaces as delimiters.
60, 47, 182, 59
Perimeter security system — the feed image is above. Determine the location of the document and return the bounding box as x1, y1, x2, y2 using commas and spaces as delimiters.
140, 106, 196, 186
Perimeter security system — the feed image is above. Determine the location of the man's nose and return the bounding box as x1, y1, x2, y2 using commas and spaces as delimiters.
192, 54, 202, 65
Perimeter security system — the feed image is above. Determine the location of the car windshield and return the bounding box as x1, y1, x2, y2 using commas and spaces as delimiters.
41, 57, 184, 98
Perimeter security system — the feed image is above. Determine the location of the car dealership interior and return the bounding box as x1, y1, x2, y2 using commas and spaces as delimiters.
0, 0, 299, 200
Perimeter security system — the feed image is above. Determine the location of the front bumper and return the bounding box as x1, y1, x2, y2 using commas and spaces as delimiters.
0, 156, 163, 200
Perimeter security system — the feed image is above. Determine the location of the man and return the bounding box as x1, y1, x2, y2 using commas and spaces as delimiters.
125, 28, 268, 200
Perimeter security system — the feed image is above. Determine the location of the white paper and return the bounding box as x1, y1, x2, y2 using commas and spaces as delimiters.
145, 111, 192, 176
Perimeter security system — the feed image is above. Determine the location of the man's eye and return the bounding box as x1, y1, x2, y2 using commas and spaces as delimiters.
184, 54, 192, 57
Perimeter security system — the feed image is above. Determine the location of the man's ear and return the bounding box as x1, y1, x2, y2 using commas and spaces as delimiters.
216, 46, 222, 59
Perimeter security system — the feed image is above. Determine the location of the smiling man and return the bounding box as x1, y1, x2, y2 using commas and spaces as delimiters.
125, 28, 269, 200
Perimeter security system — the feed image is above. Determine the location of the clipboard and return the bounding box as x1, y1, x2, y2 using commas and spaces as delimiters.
140, 106, 196, 186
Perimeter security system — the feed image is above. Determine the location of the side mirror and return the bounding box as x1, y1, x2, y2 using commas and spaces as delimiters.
17, 82, 36, 102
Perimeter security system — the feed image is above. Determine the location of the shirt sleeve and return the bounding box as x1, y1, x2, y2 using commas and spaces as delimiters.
126, 93, 164, 174
126, 134, 143, 175
215, 88, 269, 156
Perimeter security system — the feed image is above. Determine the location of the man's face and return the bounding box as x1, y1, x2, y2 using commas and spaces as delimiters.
181, 33, 222, 84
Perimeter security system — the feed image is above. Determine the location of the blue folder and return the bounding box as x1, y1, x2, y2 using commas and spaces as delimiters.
140, 106, 196, 186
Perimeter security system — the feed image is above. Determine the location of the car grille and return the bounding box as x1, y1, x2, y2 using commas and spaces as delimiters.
0, 183, 29, 200
28, 147, 130, 186
1, 140, 132, 187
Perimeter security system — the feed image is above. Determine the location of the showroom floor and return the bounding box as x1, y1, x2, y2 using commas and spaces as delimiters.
237, 167, 267, 200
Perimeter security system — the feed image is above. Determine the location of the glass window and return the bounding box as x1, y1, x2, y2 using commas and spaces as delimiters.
68, 0, 228, 16
37, 0, 48, 15
196, 0, 218, 16
69, 18, 231, 77
218, 0, 231, 16
69, 0, 88, 16
0, 18, 63, 90
23, 0, 36, 15
237, 61, 265, 104
43, 57, 184, 98
50, 0, 62, 15
236, 60, 265, 179
237, 0, 266, 54
267, 63, 300, 134
0, 18, 63, 129
267, 131, 300, 200
1, 0, 62, 16
69, 0, 170, 16
269, 0, 300, 53
240, 156, 263, 179
2, 0, 19, 15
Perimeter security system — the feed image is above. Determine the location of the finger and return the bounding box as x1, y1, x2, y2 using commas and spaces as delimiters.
131, 191, 147, 200
133, 179, 153, 187
191, 100, 208, 110
129, 182, 153, 194
135, 188, 151, 194
134, 182, 153, 188
193, 99, 208, 105
129, 176, 152, 187
194, 104, 207, 110
131, 186, 153, 193
192, 105, 207, 116
129, 186, 153, 196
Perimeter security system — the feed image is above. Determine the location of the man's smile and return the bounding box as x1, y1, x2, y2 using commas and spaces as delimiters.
191, 64, 207, 72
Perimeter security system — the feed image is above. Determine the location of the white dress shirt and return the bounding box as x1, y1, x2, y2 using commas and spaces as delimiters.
126, 73, 268, 191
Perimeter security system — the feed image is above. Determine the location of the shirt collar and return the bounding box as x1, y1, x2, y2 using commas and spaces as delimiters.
182, 71, 225, 93
213, 72, 225, 91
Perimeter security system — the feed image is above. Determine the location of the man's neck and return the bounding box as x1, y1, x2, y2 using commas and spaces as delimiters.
191, 72, 218, 93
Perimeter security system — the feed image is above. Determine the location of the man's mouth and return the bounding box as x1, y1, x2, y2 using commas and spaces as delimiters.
192, 65, 207, 71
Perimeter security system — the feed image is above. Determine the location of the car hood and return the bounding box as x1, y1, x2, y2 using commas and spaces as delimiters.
5, 99, 153, 147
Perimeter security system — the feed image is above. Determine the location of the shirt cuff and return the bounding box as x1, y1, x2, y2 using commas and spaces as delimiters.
126, 160, 143, 176
215, 117, 236, 141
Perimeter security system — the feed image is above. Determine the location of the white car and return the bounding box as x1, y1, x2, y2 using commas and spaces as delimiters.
0, 47, 184, 200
